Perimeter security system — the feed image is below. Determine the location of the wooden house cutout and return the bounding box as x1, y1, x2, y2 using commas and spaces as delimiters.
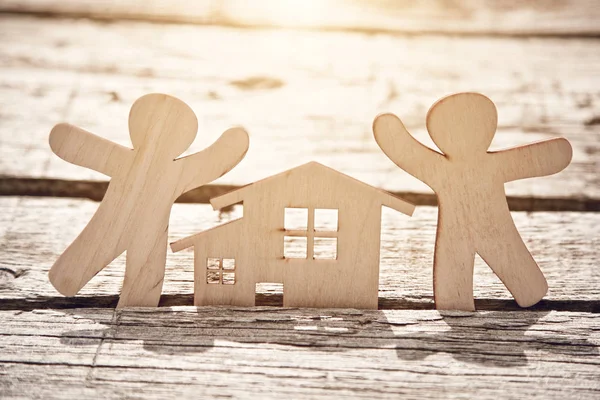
171, 162, 415, 309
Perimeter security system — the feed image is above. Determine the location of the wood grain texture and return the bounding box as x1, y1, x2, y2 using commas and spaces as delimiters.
374, 93, 572, 310
0, 307, 599, 399
0, 10, 597, 399
171, 162, 414, 309
0, 16, 598, 202
46, 94, 249, 308
1, 0, 600, 37
1, 197, 599, 308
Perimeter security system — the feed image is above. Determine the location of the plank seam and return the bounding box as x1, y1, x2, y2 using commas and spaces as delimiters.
0, 295, 597, 312
1, 178, 598, 212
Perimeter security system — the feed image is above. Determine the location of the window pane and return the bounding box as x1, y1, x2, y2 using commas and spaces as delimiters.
284, 236, 307, 259
207, 258, 221, 270
222, 272, 235, 285
284, 208, 308, 230
223, 259, 236, 270
206, 271, 220, 284
314, 237, 337, 259
314, 209, 338, 231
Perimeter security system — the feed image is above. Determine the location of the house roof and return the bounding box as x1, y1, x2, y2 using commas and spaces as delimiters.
210, 162, 415, 216
170, 218, 243, 252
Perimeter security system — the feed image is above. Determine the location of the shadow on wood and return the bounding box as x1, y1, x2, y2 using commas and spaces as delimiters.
56, 307, 598, 368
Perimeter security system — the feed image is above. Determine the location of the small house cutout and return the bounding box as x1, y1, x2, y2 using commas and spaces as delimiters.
171, 162, 414, 309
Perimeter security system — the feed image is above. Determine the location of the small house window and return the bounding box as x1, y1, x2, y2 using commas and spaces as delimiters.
206, 257, 236, 285
283, 208, 338, 260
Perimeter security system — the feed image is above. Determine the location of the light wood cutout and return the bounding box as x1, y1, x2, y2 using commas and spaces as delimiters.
48, 93, 249, 308
171, 162, 415, 309
373, 92, 573, 311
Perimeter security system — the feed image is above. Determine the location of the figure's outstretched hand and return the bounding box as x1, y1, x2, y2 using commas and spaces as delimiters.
176, 127, 249, 194
491, 137, 573, 183
49, 123, 133, 177
373, 113, 446, 188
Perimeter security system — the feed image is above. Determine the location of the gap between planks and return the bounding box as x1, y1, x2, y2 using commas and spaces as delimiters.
1, 177, 598, 212
0, 294, 598, 313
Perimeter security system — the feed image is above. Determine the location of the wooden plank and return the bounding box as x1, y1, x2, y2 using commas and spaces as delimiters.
1, 197, 599, 309
0, 307, 599, 399
0, 16, 599, 203
1, 0, 599, 37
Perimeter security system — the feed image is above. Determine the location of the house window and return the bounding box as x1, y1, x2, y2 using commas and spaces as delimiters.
284, 236, 308, 258
206, 257, 236, 285
313, 237, 337, 260
283, 208, 338, 260
284, 208, 308, 230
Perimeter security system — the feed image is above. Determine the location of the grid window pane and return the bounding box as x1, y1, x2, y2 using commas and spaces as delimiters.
206, 271, 220, 284
284, 208, 308, 230
223, 258, 236, 270
284, 236, 307, 259
207, 258, 221, 270
314, 209, 338, 232
313, 237, 337, 259
222, 272, 235, 285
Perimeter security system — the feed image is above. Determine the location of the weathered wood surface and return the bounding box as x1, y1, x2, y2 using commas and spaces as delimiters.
0, 15, 599, 204
2, 0, 600, 37
1, 307, 599, 399
0, 6, 599, 398
1, 197, 598, 310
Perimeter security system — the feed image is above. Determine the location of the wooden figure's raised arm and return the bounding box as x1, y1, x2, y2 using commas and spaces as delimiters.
491, 138, 573, 183
176, 127, 249, 194
49, 123, 133, 177
373, 113, 447, 185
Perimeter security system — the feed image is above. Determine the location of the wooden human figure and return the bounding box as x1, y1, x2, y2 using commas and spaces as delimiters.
48, 93, 249, 308
373, 92, 573, 311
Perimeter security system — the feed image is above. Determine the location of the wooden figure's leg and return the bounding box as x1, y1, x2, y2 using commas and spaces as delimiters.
117, 229, 168, 308
433, 224, 476, 311
49, 211, 125, 297
476, 221, 548, 308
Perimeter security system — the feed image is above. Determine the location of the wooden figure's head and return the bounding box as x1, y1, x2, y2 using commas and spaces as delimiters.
128, 93, 198, 159
426, 92, 498, 158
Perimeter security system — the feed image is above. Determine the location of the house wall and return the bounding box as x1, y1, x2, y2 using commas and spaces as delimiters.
192, 168, 386, 309
192, 220, 255, 306
281, 204, 381, 309
240, 170, 383, 309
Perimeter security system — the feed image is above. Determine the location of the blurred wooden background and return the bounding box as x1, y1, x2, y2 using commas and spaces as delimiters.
0, 1, 599, 399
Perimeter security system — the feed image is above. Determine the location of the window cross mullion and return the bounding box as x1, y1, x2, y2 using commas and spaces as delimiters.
219, 258, 223, 284
307, 207, 314, 259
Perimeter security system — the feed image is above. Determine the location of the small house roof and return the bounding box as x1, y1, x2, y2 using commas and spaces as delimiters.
170, 218, 243, 252
210, 162, 415, 216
